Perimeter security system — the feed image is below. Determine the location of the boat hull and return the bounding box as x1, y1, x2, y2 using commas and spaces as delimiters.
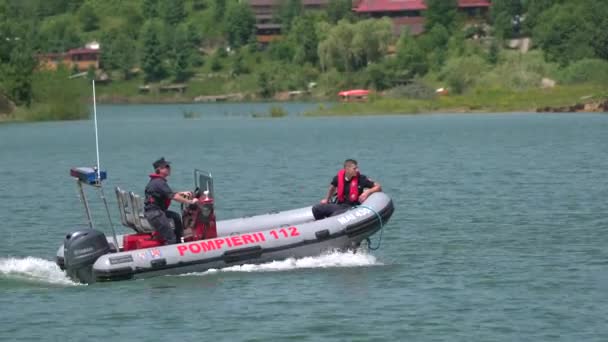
57, 193, 394, 283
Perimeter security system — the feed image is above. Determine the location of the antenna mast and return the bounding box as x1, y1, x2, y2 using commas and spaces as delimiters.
93, 80, 101, 180
91, 80, 120, 252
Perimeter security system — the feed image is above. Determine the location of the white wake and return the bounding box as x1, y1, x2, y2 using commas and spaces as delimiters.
0, 257, 78, 286
185, 249, 381, 276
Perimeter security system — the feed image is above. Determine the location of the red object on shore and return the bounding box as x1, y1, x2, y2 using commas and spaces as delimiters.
338, 89, 370, 97
338, 89, 371, 102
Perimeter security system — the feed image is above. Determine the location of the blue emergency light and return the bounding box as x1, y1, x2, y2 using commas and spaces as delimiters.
70, 167, 107, 185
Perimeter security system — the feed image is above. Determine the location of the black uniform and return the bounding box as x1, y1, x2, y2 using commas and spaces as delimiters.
143, 176, 183, 244
312, 174, 375, 220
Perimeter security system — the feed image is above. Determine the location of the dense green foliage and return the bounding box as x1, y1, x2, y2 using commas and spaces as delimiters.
224, 2, 255, 48
533, 0, 608, 66
424, 0, 458, 31
0, 0, 607, 121
490, 0, 523, 39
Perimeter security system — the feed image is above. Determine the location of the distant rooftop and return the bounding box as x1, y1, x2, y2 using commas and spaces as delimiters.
353, 0, 491, 12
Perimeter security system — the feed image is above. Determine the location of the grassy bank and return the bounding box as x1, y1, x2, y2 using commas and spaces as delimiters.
304, 84, 608, 116
4, 52, 607, 121
2, 69, 90, 122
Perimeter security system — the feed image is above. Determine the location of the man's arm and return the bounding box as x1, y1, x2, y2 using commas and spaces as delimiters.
359, 181, 382, 203
320, 184, 336, 204
172, 191, 197, 205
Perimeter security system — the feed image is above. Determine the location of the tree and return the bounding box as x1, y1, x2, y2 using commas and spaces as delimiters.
86, 64, 96, 81
210, 52, 222, 71
315, 21, 332, 42
35, 0, 70, 18
225, 2, 255, 48
523, 0, 563, 35
2, 41, 36, 106
257, 71, 273, 98
396, 29, 428, 76
78, 2, 99, 32
140, 20, 165, 82
186, 22, 203, 66
365, 62, 390, 90
171, 24, 191, 82
424, 0, 458, 31
533, 2, 596, 65
290, 15, 319, 66
31, 66, 88, 121
326, 0, 353, 24
122, 3, 144, 39
586, 0, 608, 60
487, 39, 499, 65
441, 55, 488, 94
192, 0, 206, 11
101, 29, 136, 79
351, 18, 392, 69
213, 0, 226, 22
231, 52, 248, 76
318, 19, 390, 72
186, 22, 201, 49
419, 24, 450, 70
491, 0, 524, 39
318, 20, 355, 72
38, 15, 82, 53
142, 0, 158, 19
278, 0, 303, 33
268, 40, 295, 62
160, 0, 185, 26
68, 0, 85, 12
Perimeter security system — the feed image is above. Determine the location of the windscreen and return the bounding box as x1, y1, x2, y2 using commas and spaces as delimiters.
194, 169, 214, 199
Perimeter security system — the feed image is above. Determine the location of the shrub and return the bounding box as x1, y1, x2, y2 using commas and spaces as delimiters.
384, 81, 437, 100
21, 68, 89, 121
440, 55, 488, 94
557, 59, 608, 85
269, 105, 287, 117
477, 51, 558, 90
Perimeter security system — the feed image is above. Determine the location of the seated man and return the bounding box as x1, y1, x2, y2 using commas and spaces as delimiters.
144, 157, 198, 244
312, 159, 382, 220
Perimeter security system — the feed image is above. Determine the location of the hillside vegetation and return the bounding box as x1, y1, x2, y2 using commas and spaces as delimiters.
1, 0, 608, 120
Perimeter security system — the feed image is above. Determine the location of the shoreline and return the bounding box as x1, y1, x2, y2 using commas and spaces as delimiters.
1, 107, 604, 125
2, 104, 604, 125
94, 84, 608, 114
2, 84, 607, 123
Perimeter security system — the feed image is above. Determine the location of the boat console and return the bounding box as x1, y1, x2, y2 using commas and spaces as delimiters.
116, 169, 218, 251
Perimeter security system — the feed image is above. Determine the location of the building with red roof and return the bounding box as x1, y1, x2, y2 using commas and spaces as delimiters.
38, 46, 101, 71
246, 0, 492, 44
353, 0, 491, 35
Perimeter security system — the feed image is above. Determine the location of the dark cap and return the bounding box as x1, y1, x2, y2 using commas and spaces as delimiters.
153, 157, 171, 170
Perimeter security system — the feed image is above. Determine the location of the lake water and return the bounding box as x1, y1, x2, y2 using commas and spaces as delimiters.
1, 103, 607, 341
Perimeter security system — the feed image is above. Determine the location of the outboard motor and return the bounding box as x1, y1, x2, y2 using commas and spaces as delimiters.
63, 229, 111, 283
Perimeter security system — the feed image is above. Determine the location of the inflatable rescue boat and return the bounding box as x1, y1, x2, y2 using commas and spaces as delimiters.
56, 168, 394, 283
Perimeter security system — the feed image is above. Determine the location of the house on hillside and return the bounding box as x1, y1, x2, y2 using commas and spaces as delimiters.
353, 0, 491, 36
247, 0, 329, 44
38, 41, 101, 71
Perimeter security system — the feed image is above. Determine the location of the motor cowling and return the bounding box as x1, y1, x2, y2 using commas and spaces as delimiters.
63, 229, 110, 283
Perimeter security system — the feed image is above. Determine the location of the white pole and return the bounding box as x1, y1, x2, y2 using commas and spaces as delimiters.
92, 80, 101, 181
91, 79, 120, 252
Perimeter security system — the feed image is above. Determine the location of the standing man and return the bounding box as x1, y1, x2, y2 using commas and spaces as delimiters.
144, 157, 198, 244
312, 159, 382, 220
